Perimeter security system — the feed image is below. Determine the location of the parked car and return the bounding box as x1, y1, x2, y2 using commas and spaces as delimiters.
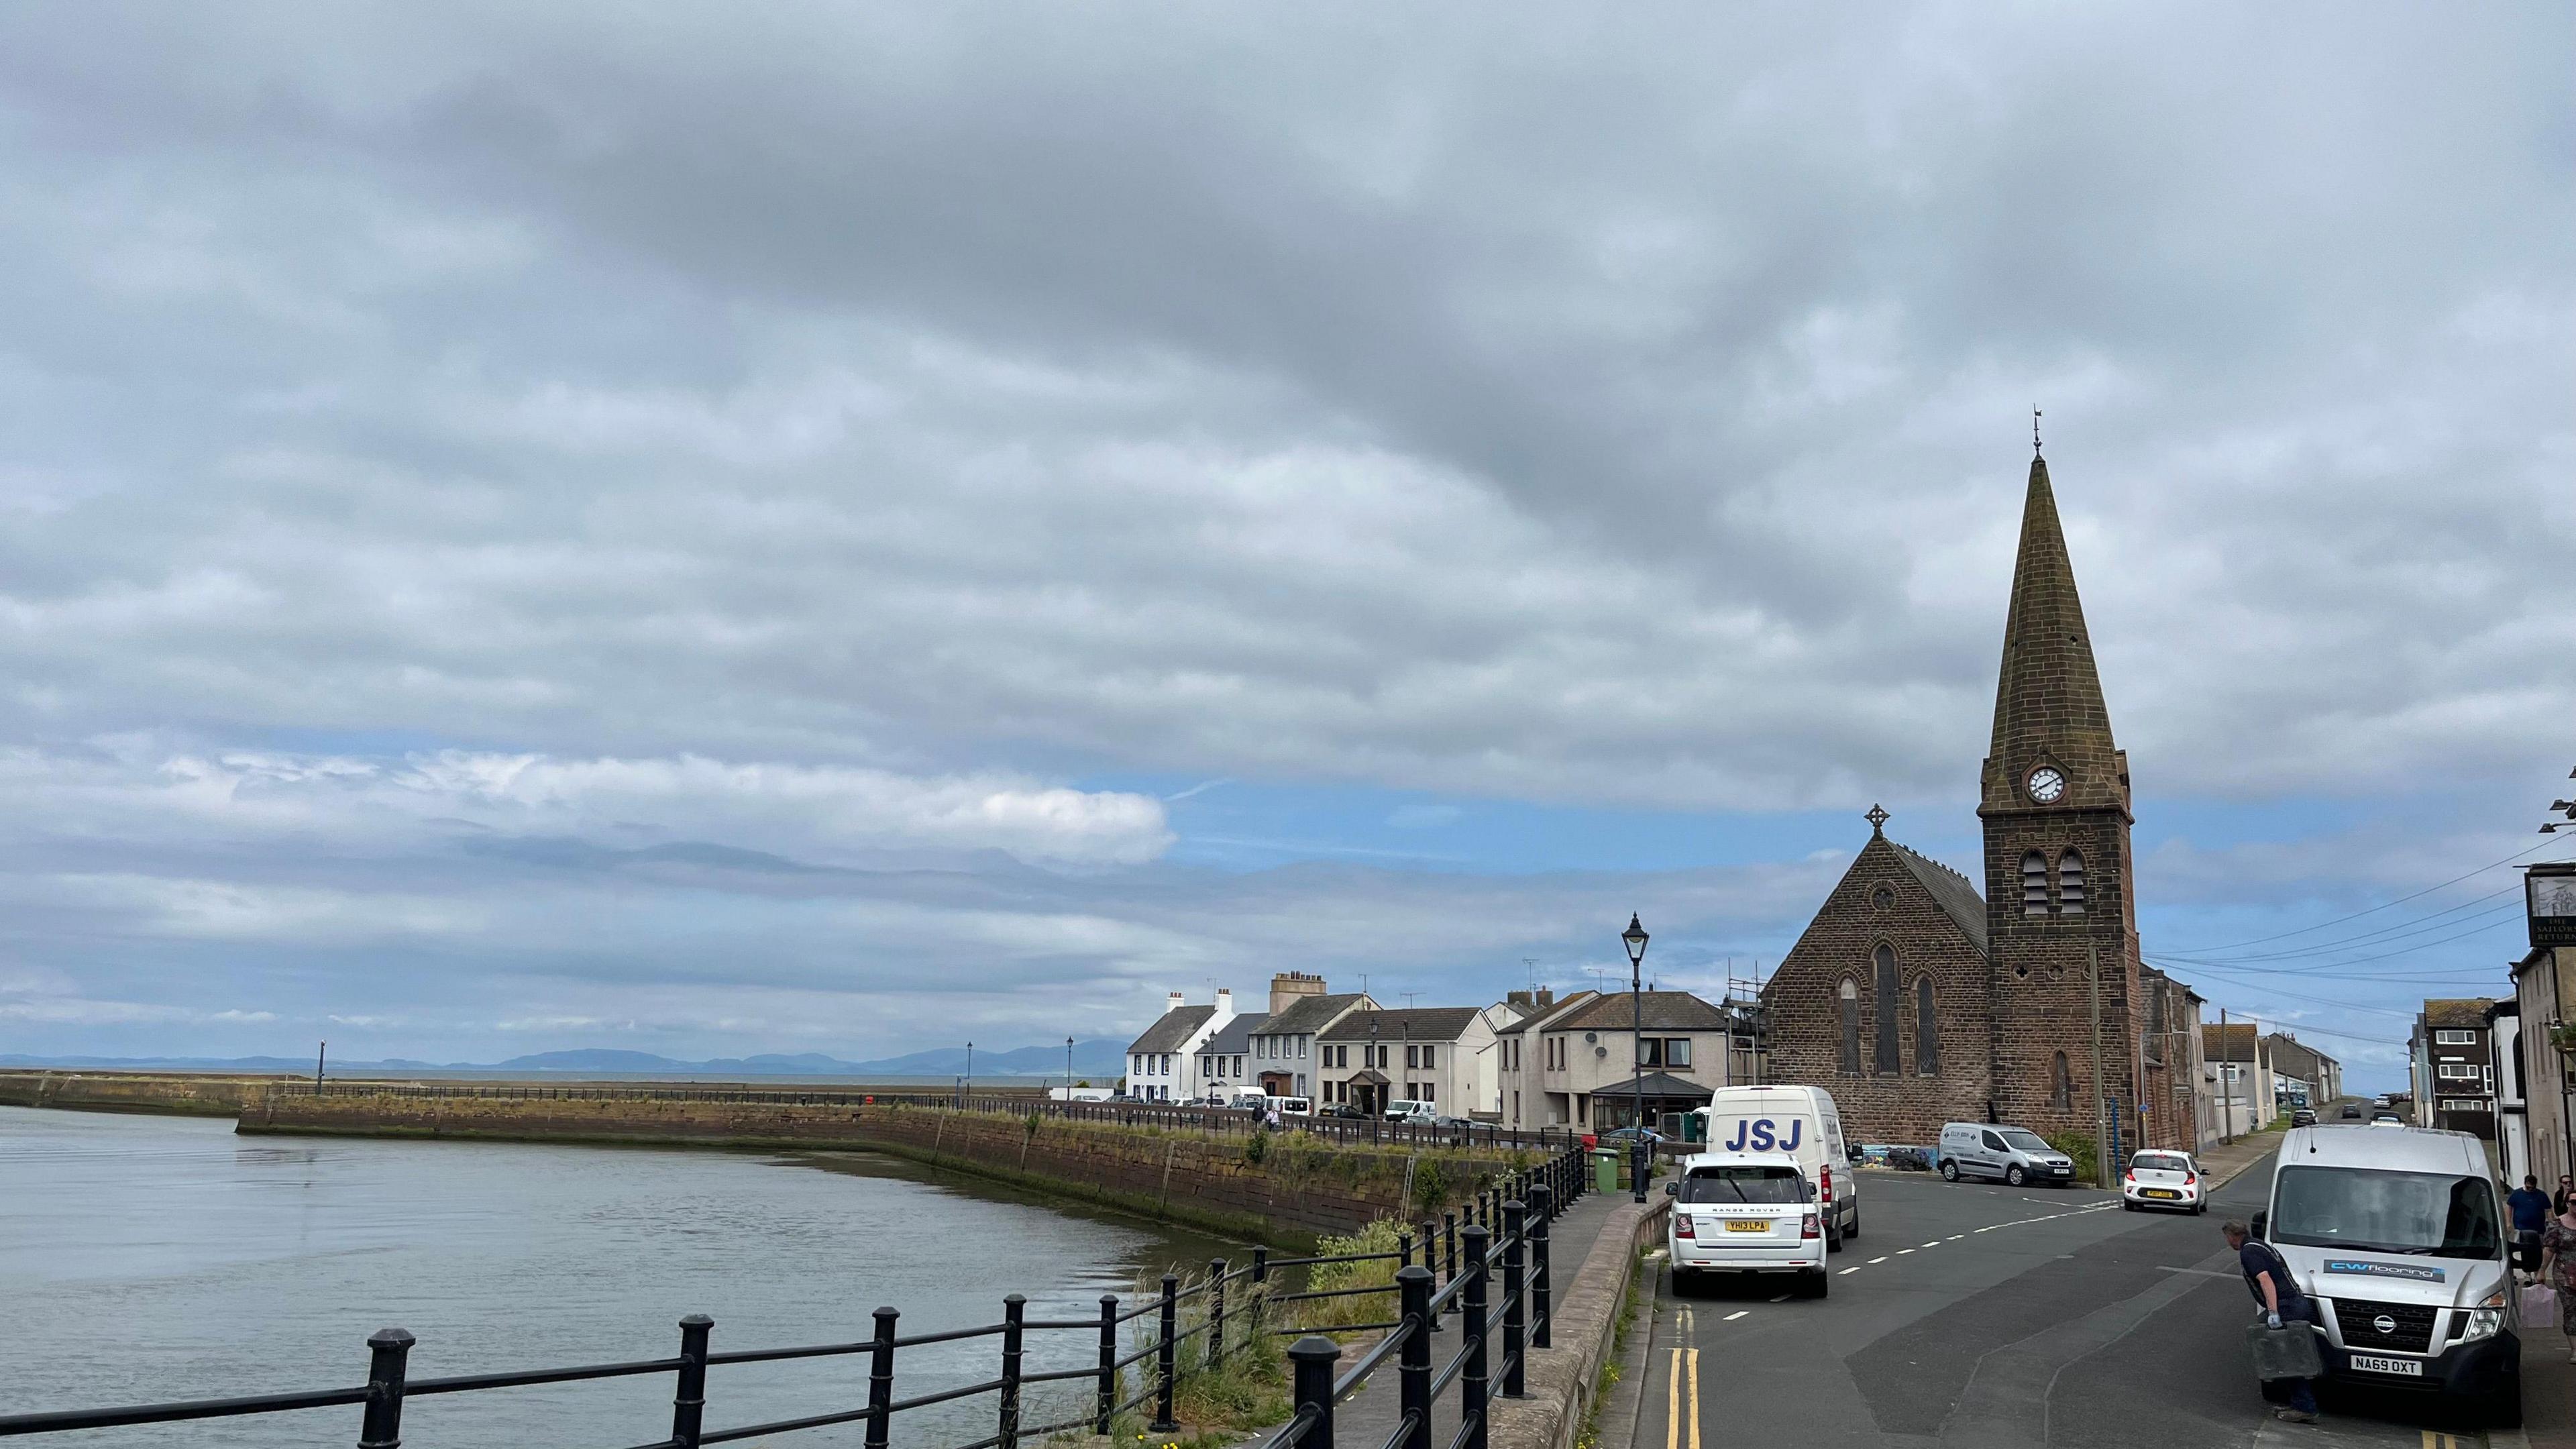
2373, 1112, 2404, 1126
1665, 1150, 1828, 1297
2120, 1149, 2204, 1214
2292, 1108, 2319, 1128
1318, 1103, 1369, 1120
2252, 1124, 2517, 1425
1939, 1122, 2078, 1187
2340, 1104, 2365, 1120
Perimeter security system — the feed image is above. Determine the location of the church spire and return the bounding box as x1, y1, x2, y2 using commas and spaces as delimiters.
1981, 453, 2124, 816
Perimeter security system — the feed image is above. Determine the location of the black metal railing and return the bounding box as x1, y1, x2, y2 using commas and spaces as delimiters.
262, 1080, 1602, 1155
0, 1147, 1590, 1449
1259, 1175, 1570, 1449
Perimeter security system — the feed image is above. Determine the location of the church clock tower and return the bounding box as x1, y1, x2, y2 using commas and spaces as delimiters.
1978, 449, 2143, 1144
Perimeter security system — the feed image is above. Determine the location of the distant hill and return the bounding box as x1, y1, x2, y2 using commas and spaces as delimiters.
0, 1039, 1131, 1079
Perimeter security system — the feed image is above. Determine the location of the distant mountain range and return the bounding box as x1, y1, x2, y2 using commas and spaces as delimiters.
0, 1039, 1132, 1079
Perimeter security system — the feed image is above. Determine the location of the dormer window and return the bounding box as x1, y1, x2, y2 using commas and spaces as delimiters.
2021, 851, 2049, 914
2058, 851, 2086, 914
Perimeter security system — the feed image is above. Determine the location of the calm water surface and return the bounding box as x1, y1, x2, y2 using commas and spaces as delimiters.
0, 1106, 1242, 1448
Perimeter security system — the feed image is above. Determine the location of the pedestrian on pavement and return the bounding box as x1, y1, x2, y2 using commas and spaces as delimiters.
2223, 1219, 2320, 1424
2540, 1199, 2576, 1362
2510, 1175, 2553, 1275
2555, 1175, 2574, 1217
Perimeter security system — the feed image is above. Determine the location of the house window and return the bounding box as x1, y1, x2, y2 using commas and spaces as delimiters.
2437, 1062, 2479, 1080
1664, 1038, 1691, 1069
1423, 1082, 1435, 1102
1299, 1038, 1308, 1059
2058, 851, 2086, 914
1513, 1091, 1521, 1120
1639, 1038, 1663, 1068
1872, 945, 1901, 1075
1423, 1045, 1436, 1070
1837, 981, 1860, 1075
1407, 1045, 1419, 1069
2022, 851, 2050, 914
2434, 1030, 2477, 1045
2051, 1051, 2073, 1109
1915, 978, 1938, 1076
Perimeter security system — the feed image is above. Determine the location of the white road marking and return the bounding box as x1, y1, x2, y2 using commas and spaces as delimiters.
1839, 1267, 1862, 1275
1896, 1248, 1915, 1255
1868, 1256, 1889, 1263
1723, 1310, 1748, 1321
1769, 1294, 1791, 1303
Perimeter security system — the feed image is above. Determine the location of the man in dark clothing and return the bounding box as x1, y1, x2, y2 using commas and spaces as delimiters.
2224, 1219, 2319, 1424
2511, 1175, 2553, 1272
2556, 1176, 2574, 1218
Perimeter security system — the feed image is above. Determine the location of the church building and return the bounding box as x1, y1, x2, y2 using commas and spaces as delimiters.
1760, 447, 2197, 1153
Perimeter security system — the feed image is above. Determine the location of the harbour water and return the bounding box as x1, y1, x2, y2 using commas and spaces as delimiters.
0, 1105, 1243, 1448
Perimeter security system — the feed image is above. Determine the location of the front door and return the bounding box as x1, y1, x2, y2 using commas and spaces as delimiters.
1355, 1083, 1380, 1116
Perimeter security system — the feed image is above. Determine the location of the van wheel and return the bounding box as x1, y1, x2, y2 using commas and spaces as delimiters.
1940, 1161, 1960, 1183
1801, 1269, 1829, 1299
2006, 1165, 2027, 1187
1827, 1223, 1845, 1253
1845, 1210, 1859, 1240
2483, 1375, 2524, 1430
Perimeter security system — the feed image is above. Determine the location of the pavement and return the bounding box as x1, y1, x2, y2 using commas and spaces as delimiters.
1605, 1154, 2576, 1449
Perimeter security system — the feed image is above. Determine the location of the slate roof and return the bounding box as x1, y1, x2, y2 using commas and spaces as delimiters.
2422, 998, 2496, 1030
1586, 1071, 1716, 1099
2265, 1033, 2336, 1077
1494, 991, 1599, 1036
1544, 991, 1732, 1033
1320, 1007, 1485, 1043
1127, 1004, 1218, 1055
1202, 1012, 1269, 1055
1260, 993, 1369, 1038
1889, 841, 1989, 953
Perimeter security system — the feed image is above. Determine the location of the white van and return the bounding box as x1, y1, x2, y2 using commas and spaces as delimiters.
2253, 1125, 2518, 1426
1701, 1085, 1860, 1249
1664, 1150, 1828, 1297
1939, 1122, 2079, 1187
1385, 1099, 1437, 1124
1272, 1096, 1313, 1118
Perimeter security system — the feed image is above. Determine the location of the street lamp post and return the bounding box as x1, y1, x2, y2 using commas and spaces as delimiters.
1369, 1017, 1381, 1119
1067, 1036, 1075, 1099
965, 1041, 973, 1108
1623, 914, 1650, 1203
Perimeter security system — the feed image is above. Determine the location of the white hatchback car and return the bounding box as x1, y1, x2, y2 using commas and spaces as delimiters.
2120, 1148, 2205, 1214
1664, 1150, 1829, 1297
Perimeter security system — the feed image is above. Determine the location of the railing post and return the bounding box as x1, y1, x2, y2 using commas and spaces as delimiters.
1208, 1258, 1229, 1370
1397, 1228, 1413, 1270
1289, 1336, 1340, 1449
1530, 1183, 1552, 1349
865, 1307, 898, 1449
356, 1328, 413, 1449
670, 1315, 712, 1449
1250, 1246, 1269, 1340
1443, 1211, 1458, 1308
1461, 1226, 1490, 1449
1501, 1199, 1526, 1398
1151, 1273, 1179, 1432
1421, 1221, 1442, 1332
998, 1293, 1025, 1449
1396, 1266, 1434, 1449
1093, 1297, 1117, 1436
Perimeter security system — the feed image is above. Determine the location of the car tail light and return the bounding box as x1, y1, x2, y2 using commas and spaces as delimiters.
2184, 1172, 2197, 1186
1675, 1214, 1695, 1239
1821, 1165, 1833, 1204
1801, 1212, 1821, 1240
2123, 1171, 2135, 1185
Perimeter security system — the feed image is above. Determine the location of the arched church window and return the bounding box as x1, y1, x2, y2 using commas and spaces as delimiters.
2059, 851, 2086, 914
1915, 977, 1938, 1075
1837, 980, 1860, 1076
1872, 945, 1901, 1075
2021, 851, 2050, 915
2051, 1051, 2072, 1109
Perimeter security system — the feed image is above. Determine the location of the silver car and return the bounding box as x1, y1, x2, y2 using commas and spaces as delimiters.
1939, 1121, 2079, 1187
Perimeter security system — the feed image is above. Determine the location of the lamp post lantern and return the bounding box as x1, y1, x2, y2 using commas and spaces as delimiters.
1622, 914, 1650, 1202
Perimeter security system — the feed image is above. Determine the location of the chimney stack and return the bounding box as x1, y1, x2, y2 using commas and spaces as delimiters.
1270, 971, 1328, 1016
1168, 991, 1185, 1015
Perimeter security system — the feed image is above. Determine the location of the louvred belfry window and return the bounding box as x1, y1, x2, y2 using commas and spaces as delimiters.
2021, 852, 2050, 914
2058, 851, 2086, 914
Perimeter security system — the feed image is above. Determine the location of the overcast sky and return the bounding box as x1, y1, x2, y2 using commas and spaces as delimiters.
1, 4, 2568, 1087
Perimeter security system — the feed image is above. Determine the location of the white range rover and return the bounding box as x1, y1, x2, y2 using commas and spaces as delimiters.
1664, 1150, 1829, 1298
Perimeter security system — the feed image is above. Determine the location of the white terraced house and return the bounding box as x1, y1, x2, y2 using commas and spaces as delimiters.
1194, 1010, 1269, 1100
1124, 989, 1235, 1102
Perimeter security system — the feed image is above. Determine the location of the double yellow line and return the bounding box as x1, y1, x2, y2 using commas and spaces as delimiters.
1663, 1346, 1701, 1449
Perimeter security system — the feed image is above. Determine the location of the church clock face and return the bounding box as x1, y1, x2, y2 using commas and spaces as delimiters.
2026, 766, 2066, 804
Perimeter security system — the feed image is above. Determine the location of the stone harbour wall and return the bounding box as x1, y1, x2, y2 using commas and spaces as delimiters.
239, 1087, 1519, 1245
0, 1069, 273, 1116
